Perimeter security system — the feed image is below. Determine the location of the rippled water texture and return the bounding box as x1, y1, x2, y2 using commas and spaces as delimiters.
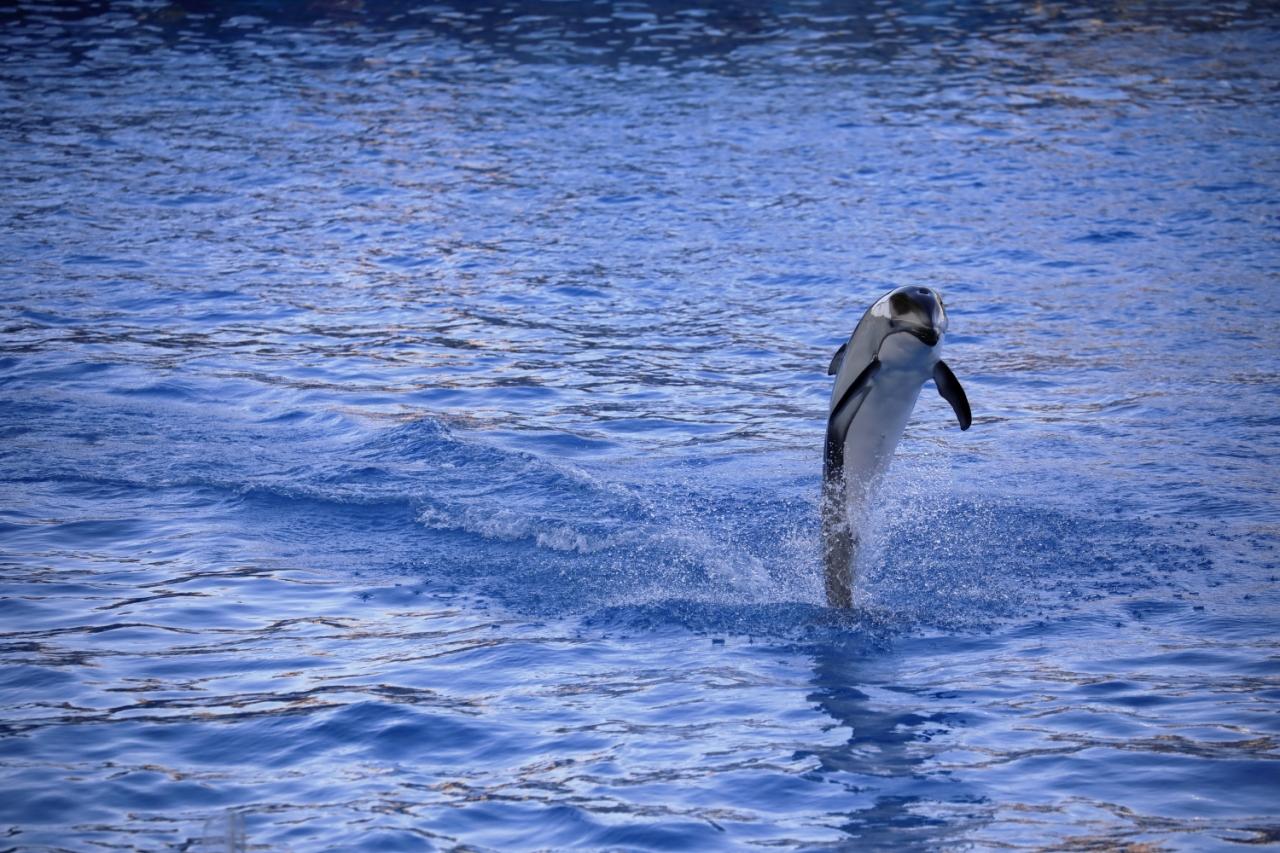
2, 0, 1279, 849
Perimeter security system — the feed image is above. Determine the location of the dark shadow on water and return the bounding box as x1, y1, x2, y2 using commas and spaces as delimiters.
801, 639, 987, 850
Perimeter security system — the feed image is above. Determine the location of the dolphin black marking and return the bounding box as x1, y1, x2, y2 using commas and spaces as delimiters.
821, 355, 881, 610
824, 358, 880, 476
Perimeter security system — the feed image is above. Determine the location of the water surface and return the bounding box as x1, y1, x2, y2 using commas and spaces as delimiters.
2, 0, 1279, 849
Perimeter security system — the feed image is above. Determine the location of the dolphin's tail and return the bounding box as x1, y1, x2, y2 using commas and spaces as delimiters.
821, 476, 856, 608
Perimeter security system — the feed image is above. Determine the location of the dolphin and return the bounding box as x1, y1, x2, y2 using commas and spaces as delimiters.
822, 286, 972, 608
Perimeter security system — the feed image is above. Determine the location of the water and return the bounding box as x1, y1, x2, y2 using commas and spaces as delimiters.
2, 0, 1278, 849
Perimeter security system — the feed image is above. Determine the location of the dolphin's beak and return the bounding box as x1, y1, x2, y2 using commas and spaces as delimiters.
892, 324, 939, 347
910, 327, 940, 347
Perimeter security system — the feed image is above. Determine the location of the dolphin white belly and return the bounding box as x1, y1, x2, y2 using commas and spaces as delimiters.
839, 364, 926, 511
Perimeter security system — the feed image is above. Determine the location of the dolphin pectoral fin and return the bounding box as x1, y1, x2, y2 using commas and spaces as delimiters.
827, 343, 848, 376
932, 360, 972, 431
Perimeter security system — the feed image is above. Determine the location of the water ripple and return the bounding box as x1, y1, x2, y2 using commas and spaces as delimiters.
1, 0, 1278, 848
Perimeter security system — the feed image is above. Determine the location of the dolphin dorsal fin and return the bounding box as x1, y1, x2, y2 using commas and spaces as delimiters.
827, 343, 848, 376
932, 360, 972, 431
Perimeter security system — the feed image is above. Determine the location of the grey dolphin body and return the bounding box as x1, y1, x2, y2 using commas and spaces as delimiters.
822, 286, 972, 608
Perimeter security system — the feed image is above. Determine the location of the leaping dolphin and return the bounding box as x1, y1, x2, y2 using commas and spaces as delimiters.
822, 286, 972, 608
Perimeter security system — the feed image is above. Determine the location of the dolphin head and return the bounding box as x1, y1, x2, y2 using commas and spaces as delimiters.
871, 286, 948, 349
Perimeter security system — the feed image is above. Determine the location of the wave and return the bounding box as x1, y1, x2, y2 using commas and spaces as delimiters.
1, 390, 1218, 638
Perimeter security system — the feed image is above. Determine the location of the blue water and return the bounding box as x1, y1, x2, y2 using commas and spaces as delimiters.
2, 0, 1279, 849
